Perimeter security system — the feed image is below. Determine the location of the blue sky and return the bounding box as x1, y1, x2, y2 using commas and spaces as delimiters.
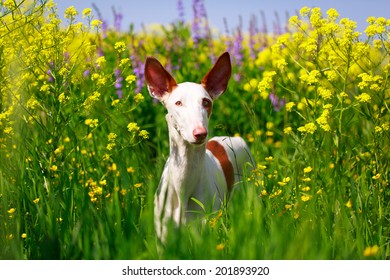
56, 0, 390, 33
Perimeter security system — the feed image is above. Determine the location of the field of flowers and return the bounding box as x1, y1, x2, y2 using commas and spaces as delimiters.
0, 0, 389, 259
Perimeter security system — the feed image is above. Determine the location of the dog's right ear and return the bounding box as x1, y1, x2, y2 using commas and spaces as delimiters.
144, 57, 177, 100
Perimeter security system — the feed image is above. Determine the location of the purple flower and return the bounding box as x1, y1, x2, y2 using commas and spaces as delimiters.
112, 7, 123, 31
192, 0, 201, 44
47, 61, 55, 82
114, 68, 123, 98
191, 0, 208, 45
83, 69, 91, 77
47, 69, 54, 83
269, 92, 286, 112
131, 55, 145, 93
92, 3, 108, 38
177, 0, 185, 24
232, 20, 244, 81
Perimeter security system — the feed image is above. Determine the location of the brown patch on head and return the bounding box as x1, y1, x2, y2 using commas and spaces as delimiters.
206, 140, 234, 191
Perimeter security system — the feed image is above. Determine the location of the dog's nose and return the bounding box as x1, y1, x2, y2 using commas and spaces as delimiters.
193, 127, 208, 141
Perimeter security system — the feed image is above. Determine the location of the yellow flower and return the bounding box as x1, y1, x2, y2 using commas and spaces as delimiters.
355, 93, 371, 103
345, 200, 353, 208
265, 156, 273, 162
7, 208, 16, 214
139, 130, 149, 139
298, 122, 317, 134
33, 198, 40, 204
133, 93, 145, 104
110, 163, 117, 172
243, 78, 259, 91
64, 6, 78, 19
127, 167, 135, 173
216, 243, 225, 251
119, 58, 130, 68
304, 166, 313, 173
83, 91, 101, 110
363, 245, 379, 257
112, 99, 120, 106
91, 19, 102, 28
134, 183, 143, 188
114, 42, 126, 53
85, 118, 99, 128
299, 6, 311, 17
284, 127, 293, 135
257, 71, 276, 100
27, 97, 40, 109
285, 102, 296, 112
316, 108, 331, 132
127, 122, 140, 133
257, 165, 267, 171
300, 70, 320, 85
108, 133, 117, 142
58, 93, 69, 104
301, 195, 311, 202
82, 8, 92, 18
289, 15, 300, 26
326, 8, 339, 21
95, 56, 106, 68
278, 177, 291, 186
372, 173, 381, 180
339, 91, 348, 99
50, 165, 58, 172
318, 86, 333, 100
40, 83, 50, 94
125, 75, 137, 84
54, 145, 64, 155
21, 233, 27, 239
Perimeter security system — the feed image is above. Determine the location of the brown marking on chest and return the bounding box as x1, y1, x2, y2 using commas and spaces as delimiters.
206, 140, 234, 191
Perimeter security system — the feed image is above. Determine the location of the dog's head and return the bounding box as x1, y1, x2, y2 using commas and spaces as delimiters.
144, 52, 231, 145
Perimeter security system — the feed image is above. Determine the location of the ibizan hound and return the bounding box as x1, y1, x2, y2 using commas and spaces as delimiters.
145, 52, 254, 241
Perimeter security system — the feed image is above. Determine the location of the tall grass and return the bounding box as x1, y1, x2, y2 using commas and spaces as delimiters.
0, 1, 389, 259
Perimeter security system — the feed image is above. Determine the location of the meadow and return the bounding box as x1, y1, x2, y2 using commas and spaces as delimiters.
0, 0, 389, 259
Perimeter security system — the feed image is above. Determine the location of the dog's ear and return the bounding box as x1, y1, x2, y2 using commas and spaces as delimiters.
144, 57, 177, 100
201, 52, 231, 99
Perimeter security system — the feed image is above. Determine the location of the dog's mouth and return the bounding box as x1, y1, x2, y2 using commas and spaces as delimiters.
190, 138, 207, 146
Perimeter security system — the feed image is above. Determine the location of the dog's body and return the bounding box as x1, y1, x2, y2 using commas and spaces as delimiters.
144, 52, 253, 240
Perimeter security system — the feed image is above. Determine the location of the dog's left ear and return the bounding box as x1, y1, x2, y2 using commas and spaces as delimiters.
201, 52, 231, 99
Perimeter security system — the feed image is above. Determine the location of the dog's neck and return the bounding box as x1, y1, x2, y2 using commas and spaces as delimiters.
166, 114, 207, 205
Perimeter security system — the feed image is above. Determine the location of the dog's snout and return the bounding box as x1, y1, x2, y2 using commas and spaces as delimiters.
193, 127, 208, 141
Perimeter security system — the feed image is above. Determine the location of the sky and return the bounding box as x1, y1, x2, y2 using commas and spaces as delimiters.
56, 0, 390, 33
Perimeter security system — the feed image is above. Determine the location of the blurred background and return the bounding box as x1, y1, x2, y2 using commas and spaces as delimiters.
56, 0, 390, 33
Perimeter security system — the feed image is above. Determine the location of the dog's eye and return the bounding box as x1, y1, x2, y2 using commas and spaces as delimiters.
175, 101, 182, 106
202, 98, 212, 108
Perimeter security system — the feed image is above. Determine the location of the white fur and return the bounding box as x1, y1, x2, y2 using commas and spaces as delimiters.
145, 53, 254, 241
